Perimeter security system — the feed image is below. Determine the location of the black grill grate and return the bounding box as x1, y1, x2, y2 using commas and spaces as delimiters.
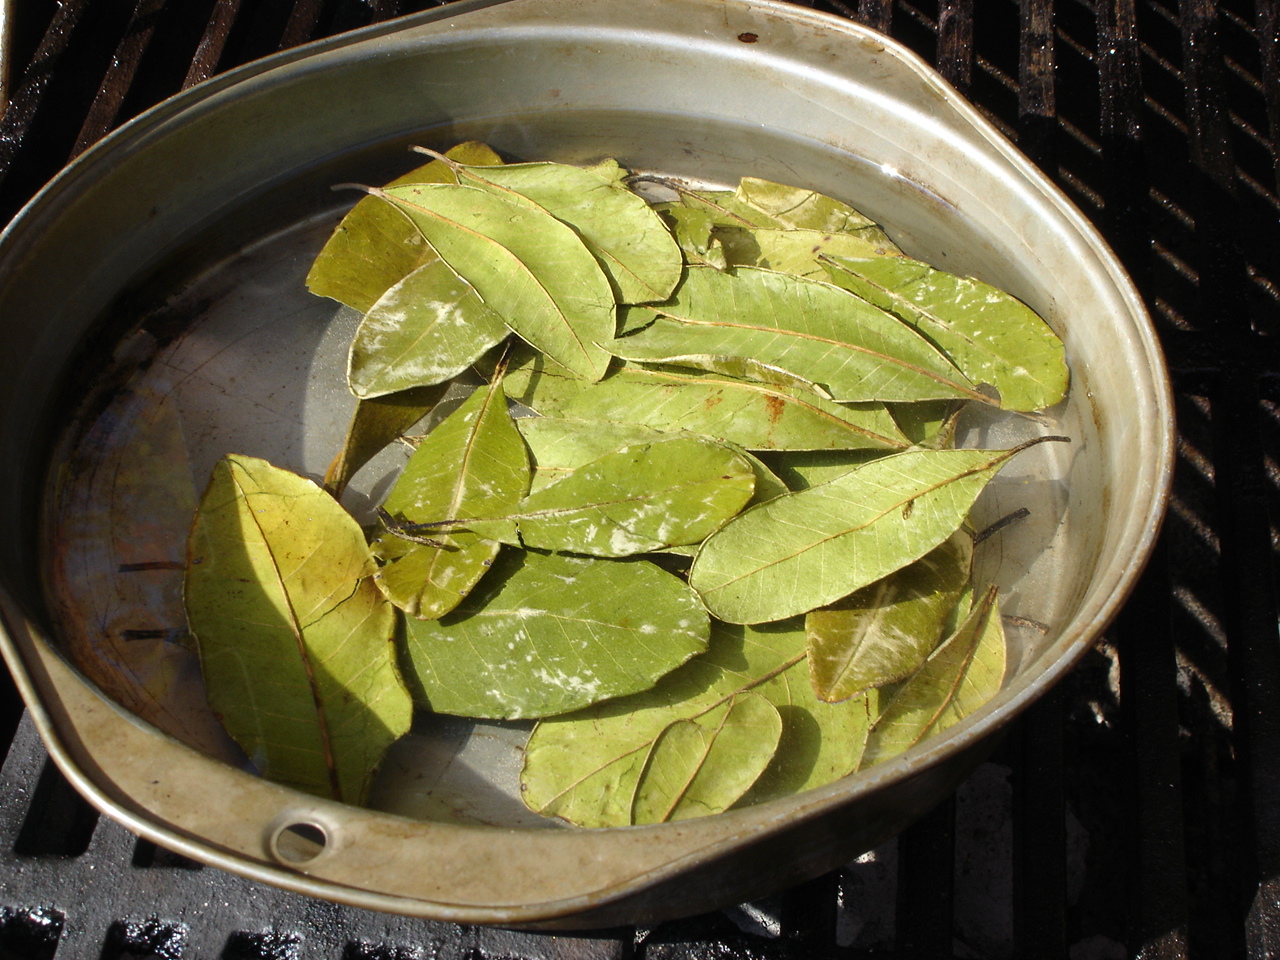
2, 1, 1279, 957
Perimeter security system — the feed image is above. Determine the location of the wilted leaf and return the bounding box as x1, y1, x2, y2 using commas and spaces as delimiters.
860, 585, 1006, 767
631, 693, 782, 824
377, 183, 616, 381
376, 380, 529, 618
400, 550, 709, 719
185, 454, 412, 805
610, 266, 988, 404
823, 255, 1069, 412
426, 151, 683, 304
414, 434, 756, 557
503, 352, 910, 452
306, 141, 502, 313
689, 437, 1067, 624
806, 535, 973, 702
520, 619, 872, 827
324, 383, 447, 498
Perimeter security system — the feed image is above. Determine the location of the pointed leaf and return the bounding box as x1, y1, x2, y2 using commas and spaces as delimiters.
520, 620, 872, 826
452, 434, 756, 557
689, 438, 1066, 624
306, 141, 502, 313
823, 255, 1069, 411
806, 535, 973, 702
610, 266, 988, 403
324, 383, 447, 498
734, 177, 900, 249
376, 381, 529, 618
754, 449, 886, 490
654, 204, 729, 269
720, 227, 898, 279
503, 352, 910, 452
378, 183, 616, 380
401, 550, 710, 719
631, 693, 782, 824
860, 585, 1006, 767
436, 154, 683, 303
184, 455, 412, 805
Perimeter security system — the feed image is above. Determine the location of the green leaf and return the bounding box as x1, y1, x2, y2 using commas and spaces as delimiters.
324, 383, 448, 498
720, 227, 897, 279
516, 417, 788, 503
689, 437, 1066, 624
823, 255, 1069, 412
400, 550, 710, 719
503, 352, 910, 452
806, 535, 973, 702
377, 183, 616, 381
754, 449, 886, 490
376, 380, 529, 618
520, 620, 872, 826
631, 693, 782, 824
347, 258, 510, 398
184, 454, 412, 805
860, 585, 1006, 767
427, 151, 683, 304
654, 204, 728, 269
610, 267, 988, 404
734, 177, 899, 245
438, 434, 757, 557
306, 141, 502, 314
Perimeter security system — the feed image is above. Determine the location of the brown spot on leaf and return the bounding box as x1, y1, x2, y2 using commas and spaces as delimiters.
764, 395, 786, 423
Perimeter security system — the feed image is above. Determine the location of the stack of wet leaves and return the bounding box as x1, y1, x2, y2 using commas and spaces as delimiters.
183, 143, 1069, 825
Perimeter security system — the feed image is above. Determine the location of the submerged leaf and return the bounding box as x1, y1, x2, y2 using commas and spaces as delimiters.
427, 151, 683, 304
503, 352, 910, 452
520, 620, 871, 827
806, 535, 973, 702
376, 380, 529, 618
720, 227, 898, 279
860, 585, 1006, 767
631, 693, 782, 824
734, 177, 900, 249
689, 437, 1066, 624
434, 434, 757, 557
377, 183, 616, 381
611, 266, 987, 403
400, 550, 709, 719
307, 141, 502, 313
185, 455, 412, 805
324, 383, 447, 498
823, 255, 1069, 411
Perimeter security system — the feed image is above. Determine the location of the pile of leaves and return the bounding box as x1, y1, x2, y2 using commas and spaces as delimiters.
182, 142, 1069, 826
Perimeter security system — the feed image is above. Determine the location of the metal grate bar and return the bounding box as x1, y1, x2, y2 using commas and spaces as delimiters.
184, 0, 247, 89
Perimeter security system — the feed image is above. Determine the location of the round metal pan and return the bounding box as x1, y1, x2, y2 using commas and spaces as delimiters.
0, 0, 1173, 928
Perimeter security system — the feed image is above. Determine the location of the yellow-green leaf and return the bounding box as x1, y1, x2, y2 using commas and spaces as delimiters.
324, 383, 447, 499
184, 455, 412, 805
860, 585, 1006, 767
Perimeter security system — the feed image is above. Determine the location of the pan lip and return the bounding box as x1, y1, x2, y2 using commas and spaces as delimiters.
0, 0, 1175, 924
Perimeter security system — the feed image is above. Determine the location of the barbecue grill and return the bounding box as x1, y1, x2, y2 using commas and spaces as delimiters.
0, 0, 1274, 956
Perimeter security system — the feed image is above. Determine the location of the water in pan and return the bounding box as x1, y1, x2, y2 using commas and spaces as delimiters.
37, 127, 1078, 829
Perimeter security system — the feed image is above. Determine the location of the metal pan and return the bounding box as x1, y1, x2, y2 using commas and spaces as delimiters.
0, 0, 1173, 927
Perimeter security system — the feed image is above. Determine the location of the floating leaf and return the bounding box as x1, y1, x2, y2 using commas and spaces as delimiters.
860, 585, 1006, 768
734, 177, 900, 249
823, 255, 1069, 411
689, 437, 1066, 624
184, 454, 412, 805
324, 383, 447, 498
720, 227, 897, 279
754, 449, 886, 490
416, 434, 756, 557
400, 550, 709, 719
520, 620, 871, 827
377, 182, 616, 381
631, 693, 782, 824
806, 535, 973, 702
424, 151, 683, 304
611, 266, 988, 404
655, 204, 729, 269
376, 380, 529, 618
503, 352, 910, 452
306, 141, 502, 313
